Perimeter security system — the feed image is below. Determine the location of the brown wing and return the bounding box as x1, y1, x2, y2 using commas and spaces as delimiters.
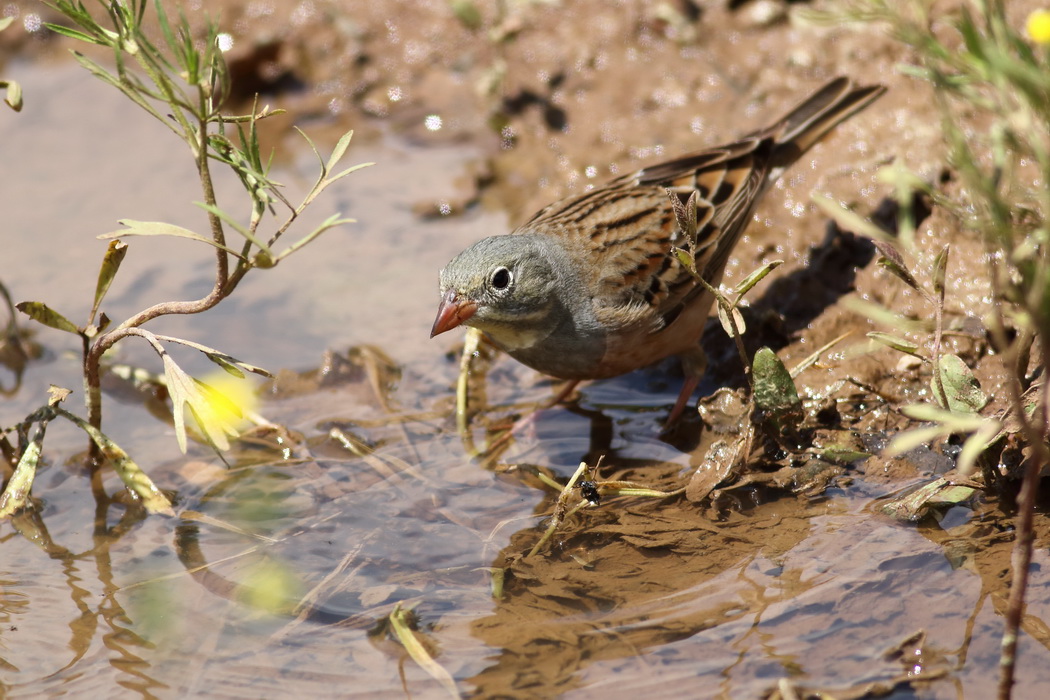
516, 139, 770, 332
514, 77, 886, 335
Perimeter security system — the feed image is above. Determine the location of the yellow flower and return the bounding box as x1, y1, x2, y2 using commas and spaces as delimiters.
195, 370, 259, 434
1027, 9, 1050, 44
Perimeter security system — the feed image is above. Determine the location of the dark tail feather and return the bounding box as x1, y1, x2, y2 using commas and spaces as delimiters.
769, 77, 886, 166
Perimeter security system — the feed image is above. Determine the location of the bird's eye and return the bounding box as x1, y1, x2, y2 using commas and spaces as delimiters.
490, 266, 512, 290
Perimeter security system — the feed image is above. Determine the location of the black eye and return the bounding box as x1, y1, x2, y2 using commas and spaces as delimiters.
490, 266, 512, 290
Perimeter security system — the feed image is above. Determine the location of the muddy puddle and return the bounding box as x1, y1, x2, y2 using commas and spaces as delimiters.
4, 1, 1050, 698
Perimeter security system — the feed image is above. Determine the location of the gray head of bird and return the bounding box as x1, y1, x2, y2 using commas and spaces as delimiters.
431, 234, 582, 351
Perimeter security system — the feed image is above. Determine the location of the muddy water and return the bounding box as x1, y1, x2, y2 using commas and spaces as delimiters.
3, 41, 1050, 700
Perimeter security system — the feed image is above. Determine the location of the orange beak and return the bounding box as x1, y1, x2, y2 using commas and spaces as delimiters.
430, 289, 478, 337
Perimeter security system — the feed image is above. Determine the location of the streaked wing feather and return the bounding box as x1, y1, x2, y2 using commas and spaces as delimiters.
518, 137, 772, 333
513, 78, 886, 341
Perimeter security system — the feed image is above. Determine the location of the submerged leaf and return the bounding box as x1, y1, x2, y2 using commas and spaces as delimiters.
686, 439, 741, 502
389, 604, 459, 698
237, 557, 304, 615
880, 476, 977, 522
818, 440, 873, 464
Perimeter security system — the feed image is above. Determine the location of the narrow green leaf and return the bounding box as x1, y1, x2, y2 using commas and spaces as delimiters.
194, 202, 273, 257
294, 126, 327, 195
872, 239, 921, 291
71, 51, 174, 132
867, 331, 924, 358
55, 407, 173, 515
326, 161, 375, 185
0, 16, 14, 31
600, 484, 673, 498
790, 330, 852, 379
100, 220, 247, 259
886, 424, 956, 457
203, 351, 271, 379
957, 421, 1000, 476
843, 297, 931, 332
900, 402, 987, 430
16, 301, 80, 334
90, 239, 128, 323
153, 0, 179, 66
275, 214, 356, 262
811, 193, 893, 242
207, 355, 244, 379
957, 6, 984, 60
71, 50, 123, 88
877, 256, 923, 291
733, 260, 782, 298
325, 129, 355, 175
932, 244, 950, 297
44, 23, 108, 45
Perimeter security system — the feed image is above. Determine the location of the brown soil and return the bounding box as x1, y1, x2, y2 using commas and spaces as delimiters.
3, 1, 1050, 698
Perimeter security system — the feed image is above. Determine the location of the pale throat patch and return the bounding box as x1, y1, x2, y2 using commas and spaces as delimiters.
484, 321, 553, 351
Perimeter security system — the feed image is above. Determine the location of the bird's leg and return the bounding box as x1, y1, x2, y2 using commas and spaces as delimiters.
664, 346, 707, 428
512, 379, 582, 432
546, 379, 583, 409
486, 379, 583, 451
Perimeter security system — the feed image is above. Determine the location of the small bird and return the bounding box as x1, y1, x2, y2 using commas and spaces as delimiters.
432, 77, 885, 425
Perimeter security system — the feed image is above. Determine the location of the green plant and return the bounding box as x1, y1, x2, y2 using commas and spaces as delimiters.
819, 2, 1050, 696
0, 0, 370, 516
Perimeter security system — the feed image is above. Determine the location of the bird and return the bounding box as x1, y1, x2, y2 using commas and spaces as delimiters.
432, 77, 885, 426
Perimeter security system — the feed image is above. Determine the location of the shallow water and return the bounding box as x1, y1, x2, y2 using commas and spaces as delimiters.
3, 55, 1050, 700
